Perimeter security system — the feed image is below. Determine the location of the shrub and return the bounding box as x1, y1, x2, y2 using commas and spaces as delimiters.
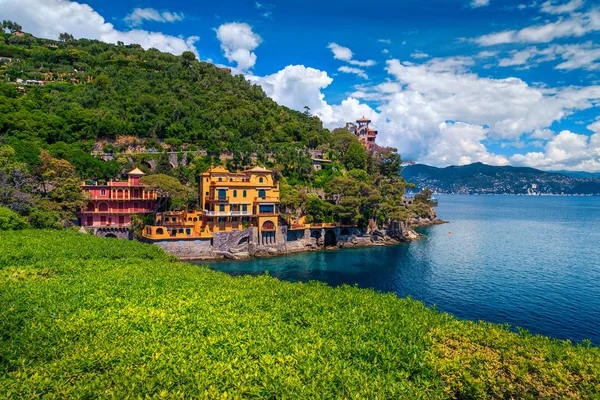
0, 207, 28, 230
28, 209, 63, 229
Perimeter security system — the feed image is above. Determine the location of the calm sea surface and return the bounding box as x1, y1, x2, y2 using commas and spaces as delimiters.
203, 195, 600, 343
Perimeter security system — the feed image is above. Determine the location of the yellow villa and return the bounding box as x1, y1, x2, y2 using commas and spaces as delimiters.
199, 166, 280, 240
143, 165, 281, 244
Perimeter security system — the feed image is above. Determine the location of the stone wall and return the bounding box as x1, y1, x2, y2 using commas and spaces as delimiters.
92, 227, 131, 239
154, 238, 214, 260
146, 218, 442, 261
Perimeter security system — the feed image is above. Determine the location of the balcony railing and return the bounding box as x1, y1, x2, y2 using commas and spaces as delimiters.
86, 195, 156, 200
207, 196, 230, 202
81, 209, 153, 214
203, 210, 252, 217
254, 196, 280, 202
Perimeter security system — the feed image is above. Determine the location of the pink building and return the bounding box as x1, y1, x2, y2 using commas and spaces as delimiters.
79, 168, 157, 238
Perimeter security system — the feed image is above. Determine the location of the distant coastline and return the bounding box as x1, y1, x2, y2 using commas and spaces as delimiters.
403, 162, 600, 196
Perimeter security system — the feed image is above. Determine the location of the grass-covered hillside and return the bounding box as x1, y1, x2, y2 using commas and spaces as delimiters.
1, 230, 599, 398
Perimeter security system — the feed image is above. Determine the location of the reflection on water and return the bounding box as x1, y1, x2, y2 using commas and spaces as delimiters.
202, 195, 600, 343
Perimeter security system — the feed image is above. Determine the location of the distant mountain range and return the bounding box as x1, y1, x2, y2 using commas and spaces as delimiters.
402, 163, 600, 195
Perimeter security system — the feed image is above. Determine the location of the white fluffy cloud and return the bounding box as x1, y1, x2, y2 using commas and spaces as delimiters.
411, 51, 430, 59
541, 0, 584, 14
215, 23, 262, 70
421, 122, 509, 166
249, 65, 333, 113
0, 0, 199, 55
327, 43, 376, 67
338, 66, 368, 79
588, 120, 600, 134
510, 130, 600, 171
499, 42, 600, 70
475, 7, 600, 45
124, 8, 184, 27
471, 0, 490, 8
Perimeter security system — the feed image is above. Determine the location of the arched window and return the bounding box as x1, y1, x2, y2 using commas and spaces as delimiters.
243, 190, 247, 198
218, 189, 226, 199
233, 190, 237, 198
156, 228, 164, 235
262, 220, 275, 230
258, 189, 266, 198
98, 202, 109, 212
101, 189, 106, 196
86, 202, 95, 212
259, 177, 264, 183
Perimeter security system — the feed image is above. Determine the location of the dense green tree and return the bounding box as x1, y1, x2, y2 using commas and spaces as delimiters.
301, 194, 333, 223
155, 151, 172, 175
2, 20, 22, 33
58, 32, 74, 42
343, 141, 368, 171
0, 206, 28, 230
140, 174, 195, 211
28, 209, 63, 229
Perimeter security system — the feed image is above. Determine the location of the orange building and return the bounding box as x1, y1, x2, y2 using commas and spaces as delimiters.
199, 166, 280, 241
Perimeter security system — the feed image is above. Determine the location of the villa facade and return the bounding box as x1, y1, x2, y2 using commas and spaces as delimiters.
199, 165, 280, 243
79, 168, 157, 238
143, 166, 281, 245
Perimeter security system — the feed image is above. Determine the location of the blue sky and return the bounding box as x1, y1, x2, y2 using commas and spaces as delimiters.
2, 0, 600, 170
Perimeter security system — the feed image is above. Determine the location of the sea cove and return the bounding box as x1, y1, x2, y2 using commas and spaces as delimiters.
206, 195, 600, 344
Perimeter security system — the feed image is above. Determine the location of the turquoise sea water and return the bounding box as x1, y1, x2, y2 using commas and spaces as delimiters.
204, 195, 600, 343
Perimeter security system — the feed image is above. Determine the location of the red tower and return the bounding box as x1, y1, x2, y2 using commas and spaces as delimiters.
354, 116, 378, 151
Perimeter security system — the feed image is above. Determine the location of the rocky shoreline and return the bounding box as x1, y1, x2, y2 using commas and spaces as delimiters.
174, 217, 447, 262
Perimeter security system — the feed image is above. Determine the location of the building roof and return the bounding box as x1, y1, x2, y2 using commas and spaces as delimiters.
207, 165, 230, 174
127, 168, 145, 175
244, 166, 272, 173
357, 116, 371, 122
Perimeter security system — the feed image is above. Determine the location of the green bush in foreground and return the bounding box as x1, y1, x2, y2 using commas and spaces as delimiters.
1, 230, 599, 398
0, 207, 28, 230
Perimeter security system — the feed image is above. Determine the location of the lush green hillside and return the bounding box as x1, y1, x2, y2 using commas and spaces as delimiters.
403, 162, 600, 195
0, 32, 328, 151
1, 230, 598, 398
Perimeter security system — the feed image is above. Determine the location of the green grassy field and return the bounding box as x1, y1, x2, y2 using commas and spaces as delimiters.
1, 230, 599, 398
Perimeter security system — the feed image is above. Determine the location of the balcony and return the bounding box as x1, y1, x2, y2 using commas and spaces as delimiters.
254, 196, 280, 203
206, 196, 230, 202
203, 210, 252, 217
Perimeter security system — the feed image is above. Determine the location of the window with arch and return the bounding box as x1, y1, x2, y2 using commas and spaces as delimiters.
156, 228, 164, 235
258, 189, 266, 198
262, 220, 275, 230
243, 190, 247, 198
259, 177, 264, 183
101, 189, 106, 196
233, 190, 237, 198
